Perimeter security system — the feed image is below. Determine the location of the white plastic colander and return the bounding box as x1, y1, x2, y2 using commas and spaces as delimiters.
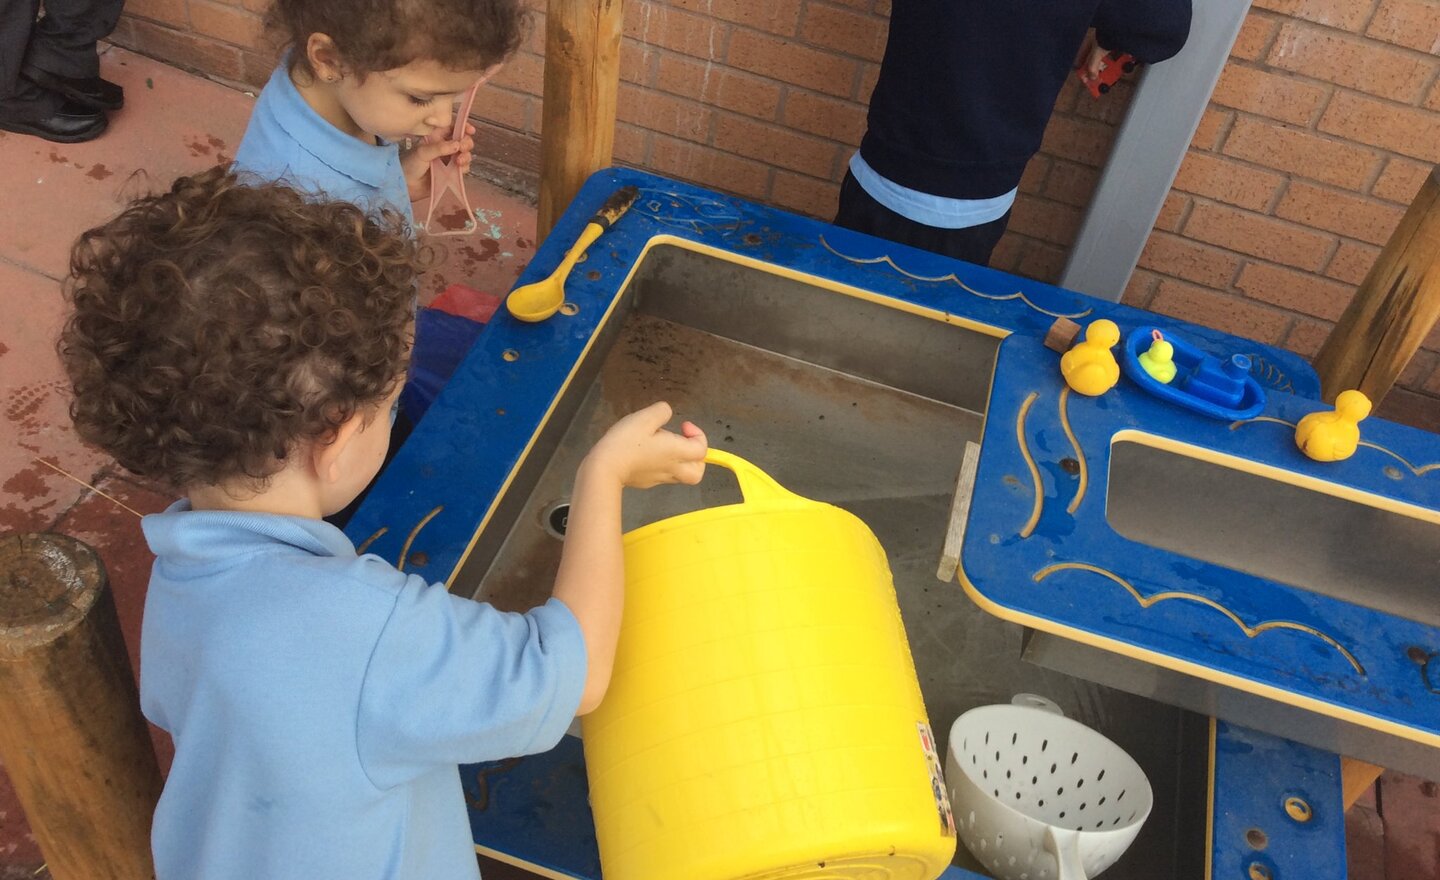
945, 695, 1152, 880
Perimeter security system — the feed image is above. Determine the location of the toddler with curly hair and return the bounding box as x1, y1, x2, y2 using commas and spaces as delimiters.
60, 168, 708, 880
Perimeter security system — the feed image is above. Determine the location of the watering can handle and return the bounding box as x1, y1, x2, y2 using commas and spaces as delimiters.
703, 449, 794, 504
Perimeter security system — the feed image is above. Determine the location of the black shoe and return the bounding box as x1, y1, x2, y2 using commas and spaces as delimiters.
0, 98, 107, 143
21, 68, 124, 112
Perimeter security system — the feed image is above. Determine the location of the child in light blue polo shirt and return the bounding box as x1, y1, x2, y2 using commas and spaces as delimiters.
59, 168, 709, 880
235, 0, 524, 226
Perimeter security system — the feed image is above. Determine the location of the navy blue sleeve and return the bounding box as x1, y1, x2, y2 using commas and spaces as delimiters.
1093, 0, 1192, 64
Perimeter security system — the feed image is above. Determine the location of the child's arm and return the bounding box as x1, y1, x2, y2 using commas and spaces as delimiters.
551, 402, 708, 714
400, 123, 477, 202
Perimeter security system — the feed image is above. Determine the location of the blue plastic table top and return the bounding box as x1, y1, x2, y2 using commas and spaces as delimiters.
348, 167, 1374, 879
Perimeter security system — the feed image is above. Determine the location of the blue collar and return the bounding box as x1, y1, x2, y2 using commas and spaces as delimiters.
143, 500, 357, 571
262, 59, 398, 192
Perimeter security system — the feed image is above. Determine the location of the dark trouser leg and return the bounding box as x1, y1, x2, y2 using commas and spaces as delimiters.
0, 0, 46, 113
833, 169, 1011, 268
23, 0, 124, 79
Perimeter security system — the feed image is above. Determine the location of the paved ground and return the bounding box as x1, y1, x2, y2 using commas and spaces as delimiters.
1, 46, 1435, 880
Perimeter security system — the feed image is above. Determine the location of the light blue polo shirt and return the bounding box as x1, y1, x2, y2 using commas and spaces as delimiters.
235, 61, 414, 227
140, 503, 587, 880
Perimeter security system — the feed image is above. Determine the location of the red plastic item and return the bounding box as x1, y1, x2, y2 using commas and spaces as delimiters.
1078, 51, 1137, 98
431, 282, 503, 324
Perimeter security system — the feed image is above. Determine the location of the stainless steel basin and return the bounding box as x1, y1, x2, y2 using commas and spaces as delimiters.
452, 243, 1208, 878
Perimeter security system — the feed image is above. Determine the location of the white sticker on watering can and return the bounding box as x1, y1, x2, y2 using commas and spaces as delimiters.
920, 721, 957, 837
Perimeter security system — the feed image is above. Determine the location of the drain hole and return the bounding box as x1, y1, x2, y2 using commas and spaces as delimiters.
543, 502, 570, 538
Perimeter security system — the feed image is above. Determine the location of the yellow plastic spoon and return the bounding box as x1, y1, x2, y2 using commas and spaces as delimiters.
506, 185, 640, 323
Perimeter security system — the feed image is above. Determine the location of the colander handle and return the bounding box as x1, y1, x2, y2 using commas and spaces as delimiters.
703, 449, 795, 504
1045, 827, 1088, 880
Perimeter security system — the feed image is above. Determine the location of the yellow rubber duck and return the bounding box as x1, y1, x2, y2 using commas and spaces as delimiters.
1137, 330, 1177, 384
1060, 319, 1121, 396
1294, 389, 1371, 462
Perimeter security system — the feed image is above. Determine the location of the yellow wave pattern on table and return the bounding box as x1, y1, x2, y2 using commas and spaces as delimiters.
354, 504, 445, 572
819, 235, 1093, 320
1230, 417, 1440, 477
1016, 391, 1043, 539
1033, 561, 1365, 675
1058, 387, 1088, 514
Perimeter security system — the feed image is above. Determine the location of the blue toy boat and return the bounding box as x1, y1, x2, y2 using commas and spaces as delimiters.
1120, 325, 1267, 420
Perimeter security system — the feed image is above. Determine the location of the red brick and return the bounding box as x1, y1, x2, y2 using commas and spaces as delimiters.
238, 0, 268, 13
617, 84, 712, 142
124, 0, 188, 28
624, 3, 727, 59
1007, 194, 1083, 247
988, 234, 1023, 273
1071, 81, 1134, 126
1151, 278, 1290, 343
1366, 0, 1440, 53
770, 171, 840, 219
1232, 11, 1282, 60
801, 4, 887, 62
1235, 261, 1355, 320
1275, 181, 1407, 246
1427, 78, 1440, 111
1122, 269, 1161, 309
1221, 116, 1380, 190
1154, 191, 1191, 233
1210, 62, 1328, 126
874, 0, 892, 15
1267, 20, 1434, 103
1017, 242, 1066, 284
118, 17, 244, 81
619, 44, 655, 86
782, 90, 866, 144
524, 13, 546, 55
1372, 157, 1433, 205
713, 113, 838, 177
1184, 201, 1335, 271
1427, 365, 1440, 395
1041, 160, 1096, 207
1325, 240, 1380, 285
1399, 349, 1439, 390
491, 51, 543, 96
473, 120, 540, 175
1172, 151, 1285, 212
727, 30, 857, 97
187, 0, 263, 49
1377, 386, 1440, 432
651, 134, 769, 199
1250, 0, 1376, 32
239, 48, 278, 88
656, 54, 782, 120
668, 0, 802, 37
856, 62, 880, 102
1139, 232, 1244, 288
1320, 91, 1440, 163
1017, 155, 1050, 195
1283, 317, 1333, 358
1038, 115, 1117, 167
477, 86, 530, 132
1191, 108, 1232, 151
613, 122, 649, 166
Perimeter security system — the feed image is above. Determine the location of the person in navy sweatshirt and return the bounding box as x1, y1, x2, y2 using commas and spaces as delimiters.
837, 0, 1192, 266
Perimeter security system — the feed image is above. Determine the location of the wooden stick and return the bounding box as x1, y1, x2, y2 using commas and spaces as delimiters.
937, 441, 981, 583
0, 534, 161, 880
537, 0, 624, 242
1313, 166, 1440, 403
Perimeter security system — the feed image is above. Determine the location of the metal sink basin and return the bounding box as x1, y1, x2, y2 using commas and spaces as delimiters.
1107, 435, 1440, 629
449, 243, 1209, 879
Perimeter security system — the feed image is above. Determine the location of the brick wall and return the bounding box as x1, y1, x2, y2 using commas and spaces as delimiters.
109, 0, 1440, 426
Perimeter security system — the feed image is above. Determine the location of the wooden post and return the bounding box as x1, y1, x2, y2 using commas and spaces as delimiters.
1313, 167, 1440, 402
537, 0, 623, 242
0, 534, 161, 880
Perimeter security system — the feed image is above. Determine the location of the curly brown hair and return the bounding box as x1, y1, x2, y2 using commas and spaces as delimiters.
60, 166, 421, 491
269, 0, 528, 79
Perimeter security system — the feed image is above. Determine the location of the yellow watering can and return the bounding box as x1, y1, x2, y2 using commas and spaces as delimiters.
582, 449, 957, 880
